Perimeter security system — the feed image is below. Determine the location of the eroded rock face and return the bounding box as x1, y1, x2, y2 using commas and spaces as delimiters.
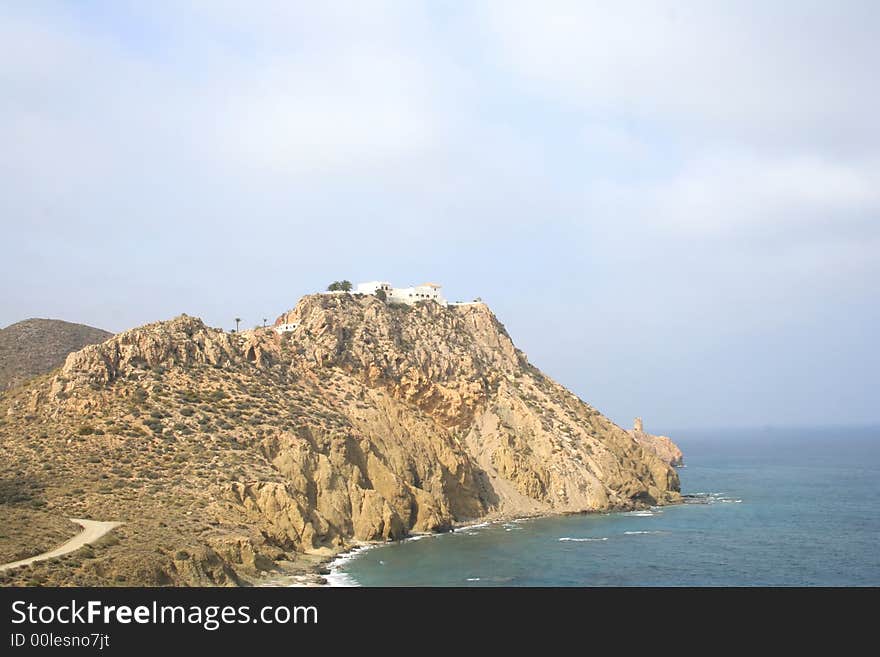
58, 315, 275, 387
629, 417, 684, 467
2, 295, 682, 585
273, 295, 681, 512
276, 297, 517, 426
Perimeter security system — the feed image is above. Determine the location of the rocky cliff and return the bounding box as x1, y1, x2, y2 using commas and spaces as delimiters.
630, 418, 684, 467
0, 295, 681, 586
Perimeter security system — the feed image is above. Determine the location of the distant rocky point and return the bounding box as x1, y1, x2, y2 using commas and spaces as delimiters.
0, 318, 113, 391
629, 417, 684, 467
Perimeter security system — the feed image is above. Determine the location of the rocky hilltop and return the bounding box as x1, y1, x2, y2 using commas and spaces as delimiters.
0, 319, 112, 390
0, 294, 681, 586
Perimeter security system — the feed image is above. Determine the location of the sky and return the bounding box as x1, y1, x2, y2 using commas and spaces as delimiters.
2, 1, 878, 431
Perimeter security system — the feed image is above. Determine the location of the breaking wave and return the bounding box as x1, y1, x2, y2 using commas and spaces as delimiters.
324, 545, 376, 587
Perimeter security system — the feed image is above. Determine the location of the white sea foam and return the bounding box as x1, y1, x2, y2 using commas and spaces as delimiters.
624, 511, 656, 517
454, 522, 490, 533
687, 491, 744, 505
559, 537, 608, 542
323, 571, 359, 587
707, 492, 744, 504
466, 577, 481, 581
323, 545, 376, 587
623, 530, 664, 535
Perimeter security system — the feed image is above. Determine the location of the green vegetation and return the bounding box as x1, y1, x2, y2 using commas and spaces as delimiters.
327, 280, 353, 292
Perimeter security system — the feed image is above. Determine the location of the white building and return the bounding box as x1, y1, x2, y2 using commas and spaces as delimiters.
355, 281, 447, 306
272, 322, 299, 334
355, 281, 393, 296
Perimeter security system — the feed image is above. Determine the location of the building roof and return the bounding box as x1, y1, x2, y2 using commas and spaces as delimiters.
420, 282, 442, 288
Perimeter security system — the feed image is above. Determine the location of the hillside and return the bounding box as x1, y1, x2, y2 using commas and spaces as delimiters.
0, 294, 681, 586
0, 319, 113, 391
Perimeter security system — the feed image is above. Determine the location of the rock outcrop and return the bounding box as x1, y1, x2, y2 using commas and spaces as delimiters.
275, 296, 680, 510
0, 294, 682, 586
629, 417, 684, 467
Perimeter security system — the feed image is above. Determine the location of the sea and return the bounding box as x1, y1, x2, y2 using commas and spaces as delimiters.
328, 426, 880, 586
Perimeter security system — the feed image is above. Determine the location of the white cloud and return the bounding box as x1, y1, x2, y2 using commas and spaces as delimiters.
210, 50, 439, 175
649, 154, 880, 235
0, 2, 448, 186
579, 121, 655, 162
482, 1, 880, 152
476, 1, 880, 256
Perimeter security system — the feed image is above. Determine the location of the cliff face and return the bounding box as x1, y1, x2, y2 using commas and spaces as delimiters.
630, 418, 684, 467
276, 296, 680, 512
0, 295, 681, 586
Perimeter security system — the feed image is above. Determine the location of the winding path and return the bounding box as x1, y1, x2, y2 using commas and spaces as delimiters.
0, 518, 123, 571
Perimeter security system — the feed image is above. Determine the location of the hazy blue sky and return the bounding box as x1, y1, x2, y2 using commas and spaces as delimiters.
2, 2, 878, 430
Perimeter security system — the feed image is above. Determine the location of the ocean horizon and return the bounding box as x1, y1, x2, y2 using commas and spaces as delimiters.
328, 425, 880, 586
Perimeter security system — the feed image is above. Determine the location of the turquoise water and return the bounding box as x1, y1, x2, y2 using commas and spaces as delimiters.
335, 427, 880, 586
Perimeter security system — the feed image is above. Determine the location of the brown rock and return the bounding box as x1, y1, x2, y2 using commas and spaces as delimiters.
0, 294, 682, 586
629, 418, 685, 467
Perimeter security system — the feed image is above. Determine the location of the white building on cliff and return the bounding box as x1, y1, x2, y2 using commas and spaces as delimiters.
355, 281, 447, 306
272, 322, 299, 335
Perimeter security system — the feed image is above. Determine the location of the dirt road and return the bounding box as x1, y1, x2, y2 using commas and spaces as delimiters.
0, 518, 122, 571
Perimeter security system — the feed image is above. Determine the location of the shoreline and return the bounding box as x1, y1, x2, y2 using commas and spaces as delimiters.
275, 511, 549, 587
281, 499, 683, 587
322, 515, 538, 587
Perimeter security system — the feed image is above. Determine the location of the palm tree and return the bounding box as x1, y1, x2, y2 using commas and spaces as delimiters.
234, 317, 241, 333
262, 318, 267, 327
